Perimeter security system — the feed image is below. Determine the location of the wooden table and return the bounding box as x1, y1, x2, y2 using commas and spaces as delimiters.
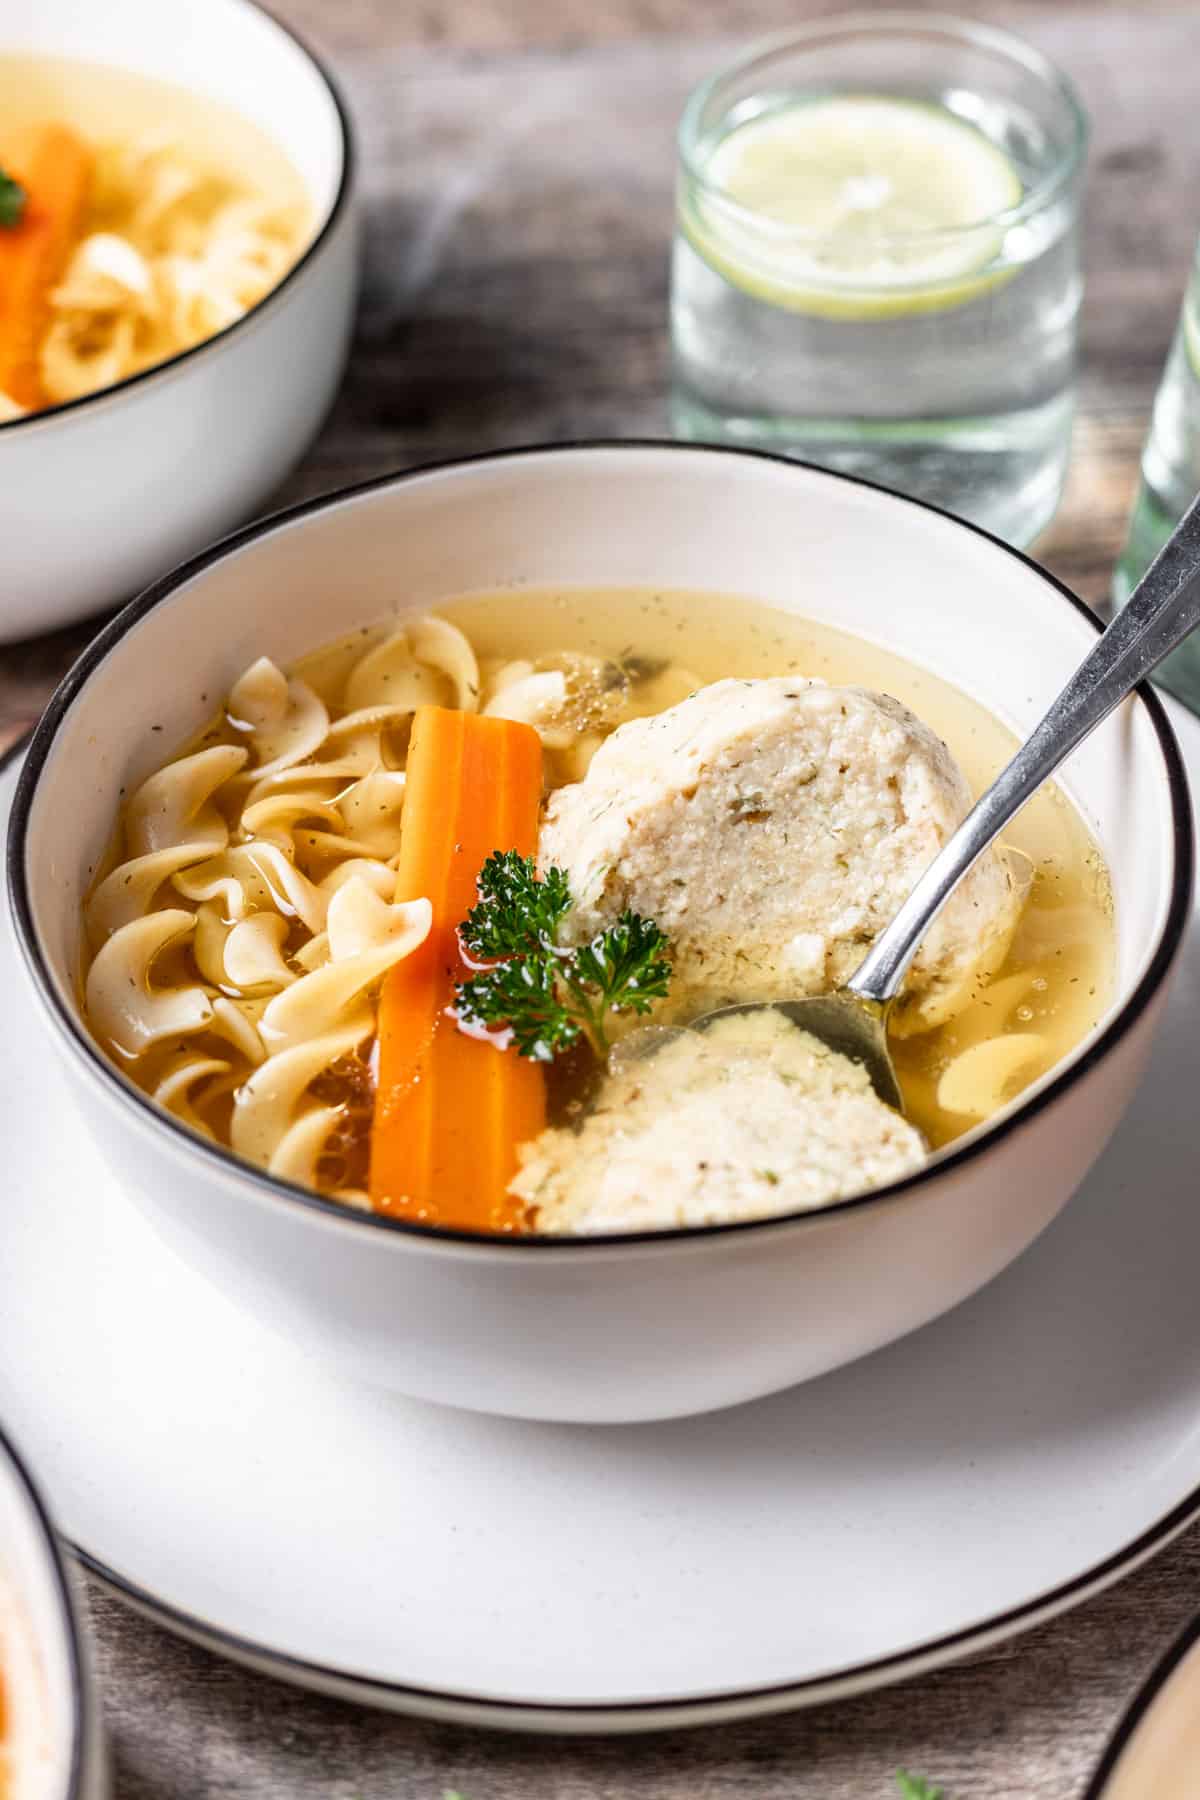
8, 2, 1200, 1792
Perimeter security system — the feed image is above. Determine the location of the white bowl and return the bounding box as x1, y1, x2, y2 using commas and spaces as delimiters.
0, 0, 357, 642
7, 445, 1193, 1423
1086, 1610, 1200, 1800
0, 1422, 104, 1800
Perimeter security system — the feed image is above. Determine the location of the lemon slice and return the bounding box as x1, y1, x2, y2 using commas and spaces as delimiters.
683, 95, 1023, 321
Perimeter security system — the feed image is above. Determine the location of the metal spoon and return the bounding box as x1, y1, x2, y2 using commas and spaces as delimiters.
697, 491, 1200, 1112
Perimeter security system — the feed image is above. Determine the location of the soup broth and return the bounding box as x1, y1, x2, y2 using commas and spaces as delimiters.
0, 52, 311, 416
0, 54, 309, 208
81, 587, 1114, 1227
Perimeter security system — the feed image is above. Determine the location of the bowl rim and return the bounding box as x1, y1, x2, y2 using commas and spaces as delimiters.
0, 0, 355, 440
0, 1419, 90, 1800
1084, 1607, 1200, 1797
7, 440, 1194, 1253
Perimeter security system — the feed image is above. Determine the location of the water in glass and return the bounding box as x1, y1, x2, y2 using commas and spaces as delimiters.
1114, 244, 1200, 705
671, 21, 1087, 547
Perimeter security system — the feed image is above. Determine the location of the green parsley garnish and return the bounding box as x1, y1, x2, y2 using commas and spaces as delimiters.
0, 166, 26, 229
455, 850, 672, 1061
896, 1774, 944, 1799
459, 852, 573, 960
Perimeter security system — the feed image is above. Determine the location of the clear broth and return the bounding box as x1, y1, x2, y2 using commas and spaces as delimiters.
0, 51, 310, 221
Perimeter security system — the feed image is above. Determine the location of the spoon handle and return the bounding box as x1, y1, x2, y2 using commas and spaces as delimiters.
848, 488, 1200, 1008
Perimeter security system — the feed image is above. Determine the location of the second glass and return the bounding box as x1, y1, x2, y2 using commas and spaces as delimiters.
670, 15, 1089, 546
1113, 235, 1200, 712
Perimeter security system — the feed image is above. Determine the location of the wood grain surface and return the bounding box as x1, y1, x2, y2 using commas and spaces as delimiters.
7, 2, 1200, 1794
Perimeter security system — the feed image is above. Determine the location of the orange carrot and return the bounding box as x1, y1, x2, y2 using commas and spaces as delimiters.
0, 124, 93, 410
369, 707, 546, 1230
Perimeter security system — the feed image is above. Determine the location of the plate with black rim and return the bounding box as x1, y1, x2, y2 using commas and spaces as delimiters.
3, 713, 1200, 1734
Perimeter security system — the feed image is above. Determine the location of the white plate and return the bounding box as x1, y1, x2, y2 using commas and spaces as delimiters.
3, 714, 1200, 1734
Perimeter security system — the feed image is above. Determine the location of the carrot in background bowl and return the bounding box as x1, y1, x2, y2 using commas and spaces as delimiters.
0, 123, 92, 410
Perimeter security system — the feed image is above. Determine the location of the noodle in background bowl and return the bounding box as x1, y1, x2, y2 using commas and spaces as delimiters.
0, 1421, 104, 1800
8, 445, 1192, 1425
0, 0, 356, 642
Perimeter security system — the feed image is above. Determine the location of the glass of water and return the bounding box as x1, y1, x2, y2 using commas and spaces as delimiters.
670, 15, 1089, 546
1113, 239, 1200, 704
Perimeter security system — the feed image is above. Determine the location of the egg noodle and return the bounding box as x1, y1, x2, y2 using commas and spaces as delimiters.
5, 134, 307, 414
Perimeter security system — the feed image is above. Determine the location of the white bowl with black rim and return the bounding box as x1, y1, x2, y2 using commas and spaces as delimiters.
1086, 1610, 1200, 1799
0, 0, 357, 642
0, 1421, 103, 1800
6, 443, 1193, 1424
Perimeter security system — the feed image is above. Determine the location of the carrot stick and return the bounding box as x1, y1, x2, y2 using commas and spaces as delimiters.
0, 124, 93, 410
369, 707, 546, 1230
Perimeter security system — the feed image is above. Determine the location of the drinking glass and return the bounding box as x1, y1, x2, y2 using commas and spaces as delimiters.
669, 15, 1089, 546
1114, 238, 1200, 706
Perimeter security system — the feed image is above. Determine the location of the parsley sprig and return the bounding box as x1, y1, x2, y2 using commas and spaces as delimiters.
460, 853, 572, 959
896, 1774, 945, 1799
455, 850, 671, 1061
0, 166, 26, 229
